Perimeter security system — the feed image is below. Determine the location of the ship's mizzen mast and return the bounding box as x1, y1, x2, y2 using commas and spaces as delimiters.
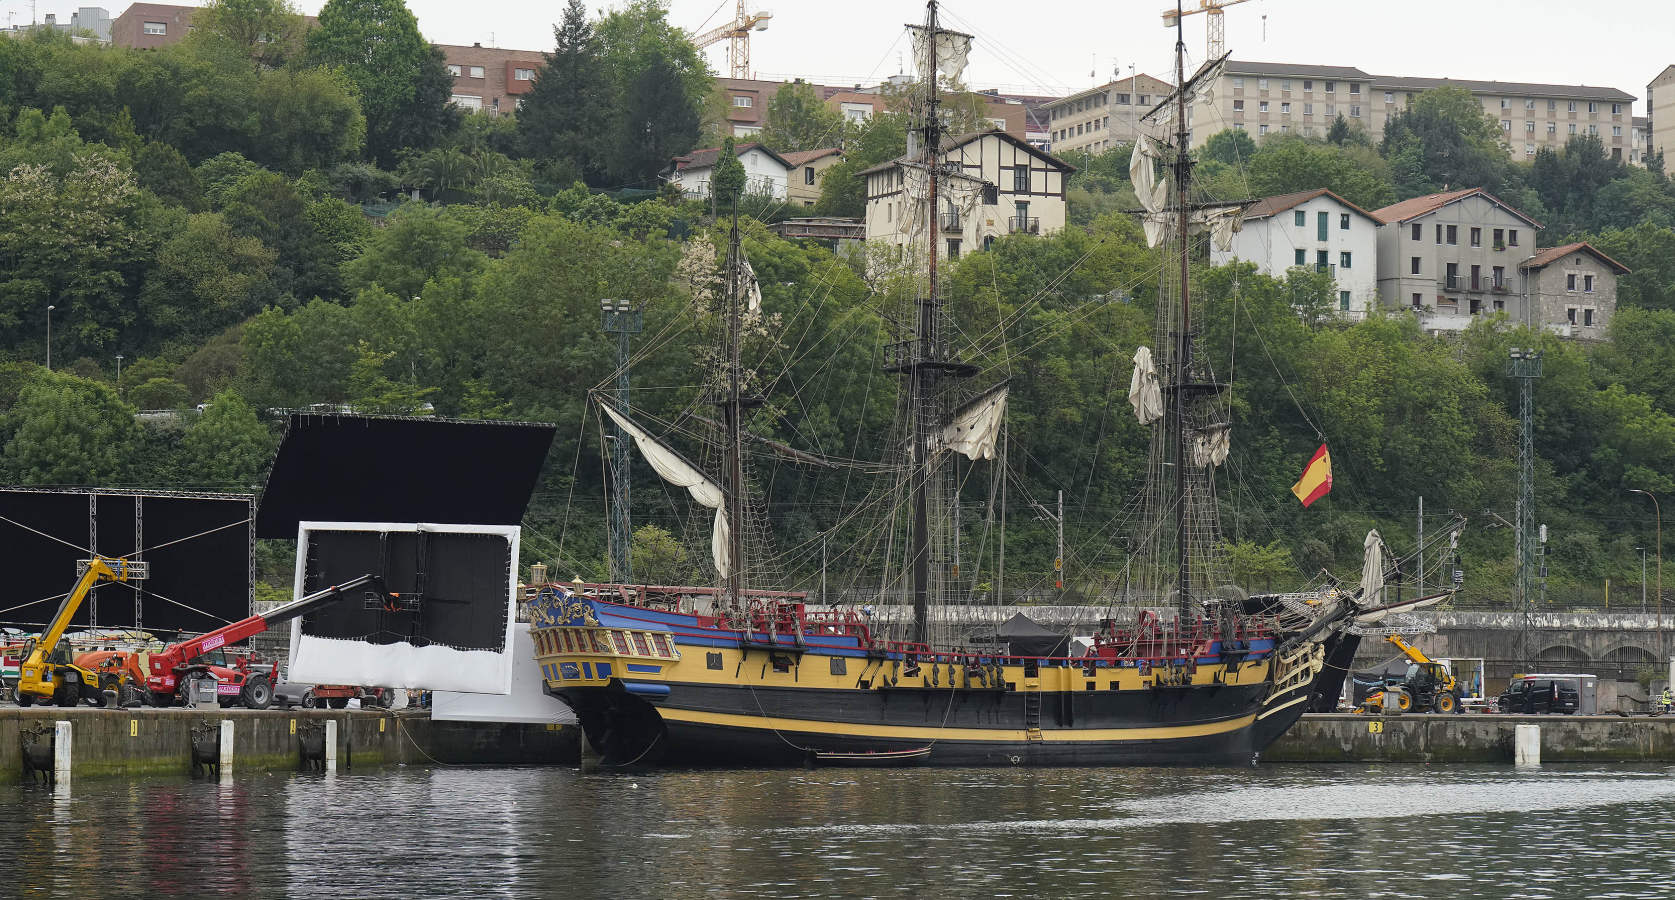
1171, 0, 1193, 620
910, 0, 941, 644
723, 209, 748, 608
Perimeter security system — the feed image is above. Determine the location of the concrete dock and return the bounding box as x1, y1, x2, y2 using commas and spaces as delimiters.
1268, 713, 1675, 764
0, 707, 580, 784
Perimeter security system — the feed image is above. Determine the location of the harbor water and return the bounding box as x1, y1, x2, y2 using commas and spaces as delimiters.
7, 763, 1675, 898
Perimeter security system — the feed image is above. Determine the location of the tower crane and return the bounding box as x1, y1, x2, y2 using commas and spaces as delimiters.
1160, 0, 1253, 61
692, 1, 773, 80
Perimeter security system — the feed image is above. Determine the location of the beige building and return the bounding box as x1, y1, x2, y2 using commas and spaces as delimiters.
782, 148, 842, 209
1193, 61, 1636, 161
1519, 242, 1627, 339
1043, 73, 1174, 154
862, 131, 1072, 259
1649, 66, 1675, 165
1371, 188, 1542, 331
1632, 117, 1649, 167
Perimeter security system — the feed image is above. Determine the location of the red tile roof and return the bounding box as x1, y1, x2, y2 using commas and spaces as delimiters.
1370, 187, 1542, 227
781, 148, 842, 166
1520, 241, 1630, 274
672, 143, 792, 172
1243, 188, 1379, 223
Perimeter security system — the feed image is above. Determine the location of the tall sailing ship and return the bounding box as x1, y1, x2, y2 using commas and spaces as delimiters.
529, 1, 1447, 767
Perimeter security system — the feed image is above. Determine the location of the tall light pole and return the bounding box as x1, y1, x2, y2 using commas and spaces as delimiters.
45, 304, 55, 370
1508, 347, 1542, 669
115, 354, 124, 398
1639, 546, 1648, 614
600, 298, 643, 584
1631, 488, 1662, 648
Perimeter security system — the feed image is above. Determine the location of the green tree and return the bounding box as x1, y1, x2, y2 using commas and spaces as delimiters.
815, 111, 907, 217
709, 136, 746, 212
1381, 85, 1510, 197
759, 80, 845, 153
141, 210, 277, 346
180, 389, 276, 486
346, 342, 435, 413
220, 171, 341, 302
1245, 136, 1396, 211
596, 0, 708, 187
187, 0, 308, 68
1200, 128, 1256, 167
251, 67, 366, 173
517, 0, 610, 184
343, 203, 487, 299
1225, 539, 1296, 591
629, 523, 689, 584
239, 299, 358, 406
1, 369, 140, 485
304, 0, 459, 165
1592, 223, 1675, 310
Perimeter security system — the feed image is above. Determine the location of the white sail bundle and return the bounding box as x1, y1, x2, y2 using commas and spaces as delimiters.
600, 403, 733, 577
1132, 137, 1243, 251
1359, 529, 1385, 607
932, 386, 1007, 461
908, 25, 972, 81
1192, 424, 1231, 467
738, 251, 763, 315
1127, 345, 1164, 425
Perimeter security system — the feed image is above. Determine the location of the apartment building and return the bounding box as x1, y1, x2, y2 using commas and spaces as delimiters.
1193, 61, 1636, 161
1210, 189, 1380, 318
1371, 188, 1544, 331
5, 7, 113, 42
1042, 73, 1173, 154
782, 148, 842, 208
667, 143, 792, 201
1649, 66, 1675, 164
862, 131, 1071, 258
436, 43, 545, 116
111, 1, 193, 48
1632, 117, 1649, 166
1519, 242, 1627, 338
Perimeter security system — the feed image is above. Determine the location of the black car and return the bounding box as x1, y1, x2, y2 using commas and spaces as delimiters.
1497, 678, 1580, 714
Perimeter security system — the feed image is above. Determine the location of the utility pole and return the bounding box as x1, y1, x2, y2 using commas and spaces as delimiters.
45, 304, 54, 371
115, 354, 124, 399
1417, 495, 1424, 595
1508, 347, 1542, 670
1056, 489, 1064, 592
600, 298, 643, 584
1640, 546, 1648, 614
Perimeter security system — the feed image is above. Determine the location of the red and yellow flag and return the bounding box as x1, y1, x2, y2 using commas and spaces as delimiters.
1291, 444, 1332, 507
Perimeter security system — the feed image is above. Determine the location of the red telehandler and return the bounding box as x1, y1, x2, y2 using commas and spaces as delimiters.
144, 574, 391, 709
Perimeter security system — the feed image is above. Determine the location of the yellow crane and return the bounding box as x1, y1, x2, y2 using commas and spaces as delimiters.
1160, 0, 1254, 60
692, 0, 773, 80
15, 556, 147, 707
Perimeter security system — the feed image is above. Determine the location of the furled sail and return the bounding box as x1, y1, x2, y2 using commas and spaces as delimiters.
600, 403, 732, 577
739, 251, 763, 315
908, 25, 972, 81
932, 385, 1007, 461
1130, 136, 1168, 215
1358, 529, 1385, 607
1192, 423, 1231, 467
1128, 345, 1164, 425
1133, 138, 1243, 250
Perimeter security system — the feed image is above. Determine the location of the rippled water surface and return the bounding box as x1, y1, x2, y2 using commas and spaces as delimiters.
7, 763, 1675, 898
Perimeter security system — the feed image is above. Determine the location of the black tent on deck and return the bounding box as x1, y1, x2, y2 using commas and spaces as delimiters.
991, 612, 1071, 658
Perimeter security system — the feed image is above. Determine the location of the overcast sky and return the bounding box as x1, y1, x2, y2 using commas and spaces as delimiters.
24, 0, 1673, 107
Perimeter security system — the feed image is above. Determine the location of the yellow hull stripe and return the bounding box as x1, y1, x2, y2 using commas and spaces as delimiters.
657, 707, 1258, 744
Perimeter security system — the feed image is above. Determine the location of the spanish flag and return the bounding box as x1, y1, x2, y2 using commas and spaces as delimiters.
1291, 444, 1332, 507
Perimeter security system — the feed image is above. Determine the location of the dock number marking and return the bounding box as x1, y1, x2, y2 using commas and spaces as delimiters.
290, 719, 297, 735
1368, 721, 1385, 734
379, 719, 385, 733
130, 719, 138, 737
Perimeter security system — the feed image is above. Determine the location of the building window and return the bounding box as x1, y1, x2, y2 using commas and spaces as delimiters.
1232, 77, 1244, 89
1348, 105, 1359, 117
1303, 102, 1313, 116
1115, 93, 1130, 104
1411, 256, 1421, 275
1568, 101, 1578, 112
1259, 101, 1269, 112
1292, 210, 1305, 227
733, 96, 753, 107
1584, 308, 1595, 326
1501, 120, 1511, 131
1137, 94, 1149, 105
1384, 91, 1394, 103
1325, 81, 1335, 93
982, 184, 998, 205
1567, 307, 1578, 324
1446, 225, 1458, 245
1585, 274, 1595, 293
1526, 143, 1535, 155
1340, 213, 1350, 230
1349, 83, 1361, 95
1588, 102, 1598, 113
1470, 227, 1481, 248
804, 166, 815, 185
1233, 99, 1244, 112
1492, 265, 1505, 287
1340, 251, 1352, 269
143, 20, 167, 34
1493, 228, 1504, 248
1613, 103, 1623, 114
1295, 249, 1306, 265
1412, 292, 1422, 308
1569, 123, 1578, 135
468, 66, 485, 78
1282, 79, 1292, 92
1013, 165, 1029, 192
1233, 123, 1245, 130
1508, 229, 1519, 247
1280, 102, 1290, 114
1340, 290, 1352, 310
1614, 125, 1623, 137
514, 68, 535, 81
947, 239, 961, 260
1411, 223, 1422, 241
1525, 121, 1535, 133
1567, 273, 1577, 292
1258, 78, 1268, 90
450, 94, 483, 110
1525, 98, 1536, 109
1303, 80, 1313, 91
1259, 124, 1268, 136
1547, 122, 1556, 133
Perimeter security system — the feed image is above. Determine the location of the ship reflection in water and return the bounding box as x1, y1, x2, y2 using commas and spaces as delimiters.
3, 765, 1672, 897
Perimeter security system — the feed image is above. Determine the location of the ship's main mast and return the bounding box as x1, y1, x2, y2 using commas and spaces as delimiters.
1171, 0, 1194, 619
909, 0, 943, 644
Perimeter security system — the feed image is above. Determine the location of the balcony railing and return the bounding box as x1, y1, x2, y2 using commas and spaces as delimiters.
1442, 275, 1462, 291
1008, 216, 1040, 234
939, 211, 962, 232
1491, 280, 1509, 293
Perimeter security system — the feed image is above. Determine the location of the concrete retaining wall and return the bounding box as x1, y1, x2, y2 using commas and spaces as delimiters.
1, 708, 580, 785
1268, 713, 1675, 763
